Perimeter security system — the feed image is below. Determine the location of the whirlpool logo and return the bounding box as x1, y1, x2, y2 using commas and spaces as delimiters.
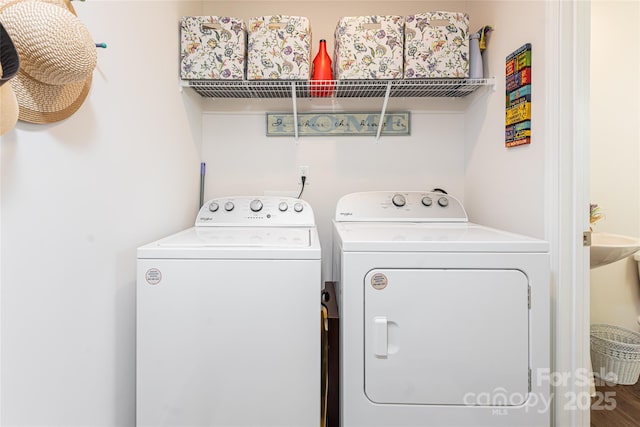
338, 212, 353, 217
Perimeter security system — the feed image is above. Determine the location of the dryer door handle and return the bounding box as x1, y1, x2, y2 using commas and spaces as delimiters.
373, 316, 388, 358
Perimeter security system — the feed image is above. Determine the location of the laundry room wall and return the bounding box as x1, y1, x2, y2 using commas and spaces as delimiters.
462, 0, 546, 239
0, 1, 202, 425
199, 0, 548, 281
589, 0, 640, 332
199, 1, 474, 284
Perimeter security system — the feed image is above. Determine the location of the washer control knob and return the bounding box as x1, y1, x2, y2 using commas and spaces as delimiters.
224, 201, 235, 211
421, 197, 433, 207
392, 194, 406, 207
438, 197, 449, 207
208, 202, 219, 212
250, 199, 263, 212
293, 202, 304, 213
278, 202, 289, 212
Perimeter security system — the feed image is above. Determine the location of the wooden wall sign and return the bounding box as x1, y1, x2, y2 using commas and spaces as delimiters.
266, 112, 410, 137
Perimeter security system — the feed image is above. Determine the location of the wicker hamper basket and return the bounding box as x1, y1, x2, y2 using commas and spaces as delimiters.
590, 324, 640, 385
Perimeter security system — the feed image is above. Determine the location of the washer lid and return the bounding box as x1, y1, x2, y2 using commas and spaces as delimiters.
137, 226, 321, 260
334, 222, 549, 253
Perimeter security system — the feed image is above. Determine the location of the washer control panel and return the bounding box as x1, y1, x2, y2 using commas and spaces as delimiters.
196, 196, 315, 227
335, 191, 468, 222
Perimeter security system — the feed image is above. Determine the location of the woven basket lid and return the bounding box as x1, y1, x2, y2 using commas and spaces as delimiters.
0, 0, 96, 124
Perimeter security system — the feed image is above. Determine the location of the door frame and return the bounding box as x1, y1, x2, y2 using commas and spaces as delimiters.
546, 0, 591, 426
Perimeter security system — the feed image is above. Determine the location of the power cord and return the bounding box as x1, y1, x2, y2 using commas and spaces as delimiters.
297, 175, 307, 199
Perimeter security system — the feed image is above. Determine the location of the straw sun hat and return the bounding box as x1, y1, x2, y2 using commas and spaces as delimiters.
0, 0, 97, 124
0, 21, 19, 134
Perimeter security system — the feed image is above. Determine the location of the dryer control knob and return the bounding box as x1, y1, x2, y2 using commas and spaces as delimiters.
392, 194, 406, 207
224, 201, 235, 211
208, 202, 219, 212
438, 197, 449, 207
293, 202, 304, 212
278, 202, 289, 212
250, 199, 263, 212
421, 197, 433, 207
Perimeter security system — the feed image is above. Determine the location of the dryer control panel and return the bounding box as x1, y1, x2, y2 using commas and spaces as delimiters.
335, 191, 468, 222
196, 196, 315, 227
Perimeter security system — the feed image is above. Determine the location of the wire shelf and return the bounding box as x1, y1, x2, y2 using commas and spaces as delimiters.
185, 78, 494, 99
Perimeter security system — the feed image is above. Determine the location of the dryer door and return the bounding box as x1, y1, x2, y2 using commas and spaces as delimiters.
364, 268, 529, 406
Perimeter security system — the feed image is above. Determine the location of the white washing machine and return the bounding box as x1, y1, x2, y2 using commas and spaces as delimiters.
137, 196, 321, 427
332, 191, 551, 427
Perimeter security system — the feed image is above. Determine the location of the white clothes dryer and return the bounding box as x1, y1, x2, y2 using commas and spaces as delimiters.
137, 196, 321, 427
332, 191, 550, 427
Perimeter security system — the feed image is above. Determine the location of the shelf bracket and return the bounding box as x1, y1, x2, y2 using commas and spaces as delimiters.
291, 82, 299, 142
375, 81, 392, 142
487, 77, 497, 92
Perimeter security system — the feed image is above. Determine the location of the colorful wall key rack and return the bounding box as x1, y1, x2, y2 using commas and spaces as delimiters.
505, 43, 532, 148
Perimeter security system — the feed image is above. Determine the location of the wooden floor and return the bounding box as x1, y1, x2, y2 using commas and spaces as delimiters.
591, 378, 640, 427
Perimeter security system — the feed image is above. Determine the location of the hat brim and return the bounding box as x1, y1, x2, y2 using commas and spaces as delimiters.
11, 68, 91, 124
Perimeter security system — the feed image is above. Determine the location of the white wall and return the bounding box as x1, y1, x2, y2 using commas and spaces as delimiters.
202, 108, 467, 279
0, 1, 202, 425
463, 1, 547, 239
590, 0, 640, 331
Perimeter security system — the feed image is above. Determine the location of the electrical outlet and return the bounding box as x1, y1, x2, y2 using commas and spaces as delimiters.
298, 165, 309, 185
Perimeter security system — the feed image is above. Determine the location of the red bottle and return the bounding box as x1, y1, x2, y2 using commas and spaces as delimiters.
310, 39, 334, 97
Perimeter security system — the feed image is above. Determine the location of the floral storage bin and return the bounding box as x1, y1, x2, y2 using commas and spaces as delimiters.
334, 15, 404, 80
180, 16, 247, 80
404, 11, 470, 78
247, 15, 311, 80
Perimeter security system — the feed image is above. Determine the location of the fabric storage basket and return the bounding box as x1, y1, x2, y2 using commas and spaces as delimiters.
247, 15, 311, 80
590, 324, 640, 385
334, 15, 404, 80
180, 16, 247, 80
404, 11, 469, 78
